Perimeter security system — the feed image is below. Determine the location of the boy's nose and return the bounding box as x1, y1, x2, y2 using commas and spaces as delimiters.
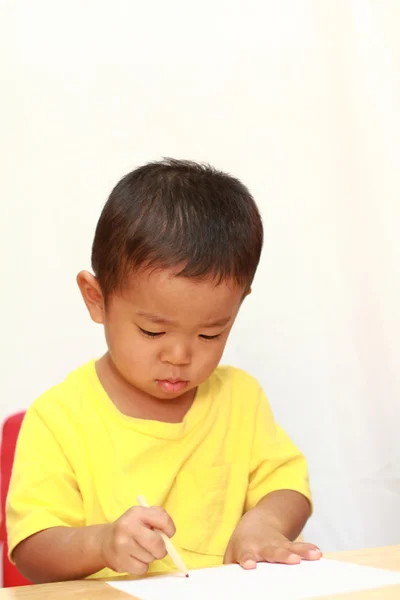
161, 343, 191, 366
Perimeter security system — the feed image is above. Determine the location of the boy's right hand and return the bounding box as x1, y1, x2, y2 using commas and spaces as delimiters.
99, 506, 176, 576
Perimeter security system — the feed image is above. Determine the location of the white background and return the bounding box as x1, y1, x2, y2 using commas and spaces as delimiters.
1, 0, 400, 553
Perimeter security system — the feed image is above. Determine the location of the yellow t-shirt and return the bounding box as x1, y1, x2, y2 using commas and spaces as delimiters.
7, 361, 311, 578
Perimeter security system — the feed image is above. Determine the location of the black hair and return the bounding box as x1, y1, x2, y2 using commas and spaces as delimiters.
91, 158, 263, 296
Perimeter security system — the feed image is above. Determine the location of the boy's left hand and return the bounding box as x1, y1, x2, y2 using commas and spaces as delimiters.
223, 507, 322, 569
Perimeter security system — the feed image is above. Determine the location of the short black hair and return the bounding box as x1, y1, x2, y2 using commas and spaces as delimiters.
91, 158, 263, 297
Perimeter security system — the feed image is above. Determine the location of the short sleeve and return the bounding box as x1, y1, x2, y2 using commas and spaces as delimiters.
6, 405, 85, 558
245, 389, 312, 512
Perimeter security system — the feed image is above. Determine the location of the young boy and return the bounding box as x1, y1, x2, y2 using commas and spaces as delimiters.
7, 159, 321, 584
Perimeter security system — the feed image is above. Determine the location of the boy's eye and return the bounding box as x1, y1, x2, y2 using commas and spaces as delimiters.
199, 333, 222, 341
139, 328, 164, 338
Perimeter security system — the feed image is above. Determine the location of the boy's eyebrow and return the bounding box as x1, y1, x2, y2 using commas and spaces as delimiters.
136, 312, 231, 328
136, 312, 176, 325
202, 316, 231, 327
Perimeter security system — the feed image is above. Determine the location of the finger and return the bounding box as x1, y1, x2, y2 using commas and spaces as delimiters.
140, 506, 176, 538
129, 540, 155, 564
237, 550, 258, 570
135, 526, 168, 560
259, 546, 301, 565
115, 554, 149, 576
287, 542, 322, 561
126, 556, 149, 577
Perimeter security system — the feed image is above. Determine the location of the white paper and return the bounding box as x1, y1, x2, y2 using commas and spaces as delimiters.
107, 558, 400, 599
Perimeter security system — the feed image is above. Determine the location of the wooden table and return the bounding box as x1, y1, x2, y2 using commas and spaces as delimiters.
0, 545, 399, 599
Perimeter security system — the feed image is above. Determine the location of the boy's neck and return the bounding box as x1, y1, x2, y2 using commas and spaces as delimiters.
95, 354, 196, 423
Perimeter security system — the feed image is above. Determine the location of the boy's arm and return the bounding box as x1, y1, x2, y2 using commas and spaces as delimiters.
225, 386, 320, 567
12, 525, 106, 583
7, 406, 175, 583
253, 489, 311, 540
13, 503, 175, 584
224, 489, 318, 568
7, 406, 105, 582
6, 405, 89, 578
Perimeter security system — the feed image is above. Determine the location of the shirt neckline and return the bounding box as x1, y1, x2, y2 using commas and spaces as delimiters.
84, 360, 213, 441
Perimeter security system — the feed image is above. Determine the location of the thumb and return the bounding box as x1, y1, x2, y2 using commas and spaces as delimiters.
238, 550, 257, 570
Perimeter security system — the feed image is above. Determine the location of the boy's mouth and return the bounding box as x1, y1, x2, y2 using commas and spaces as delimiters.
156, 379, 188, 394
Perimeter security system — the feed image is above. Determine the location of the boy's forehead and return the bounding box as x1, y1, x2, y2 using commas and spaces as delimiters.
125, 267, 243, 294
120, 268, 244, 319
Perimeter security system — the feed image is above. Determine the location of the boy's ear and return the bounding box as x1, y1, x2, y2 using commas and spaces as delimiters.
241, 286, 252, 302
77, 271, 105, 324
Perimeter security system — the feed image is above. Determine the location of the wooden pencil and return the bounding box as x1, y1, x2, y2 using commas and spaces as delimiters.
136, 495, 189, 577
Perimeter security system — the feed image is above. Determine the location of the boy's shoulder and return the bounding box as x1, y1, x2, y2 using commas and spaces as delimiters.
212, 365, 263, 408
29, 360, 96, 418
213, 364, 260, 386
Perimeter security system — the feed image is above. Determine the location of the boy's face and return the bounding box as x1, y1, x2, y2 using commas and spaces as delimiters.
79, 268, 246, 402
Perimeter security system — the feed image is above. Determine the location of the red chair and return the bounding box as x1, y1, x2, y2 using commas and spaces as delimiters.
0, 412, 31, 587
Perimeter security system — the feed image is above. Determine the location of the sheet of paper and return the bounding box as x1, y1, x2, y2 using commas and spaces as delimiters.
107, 558, 400, 600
